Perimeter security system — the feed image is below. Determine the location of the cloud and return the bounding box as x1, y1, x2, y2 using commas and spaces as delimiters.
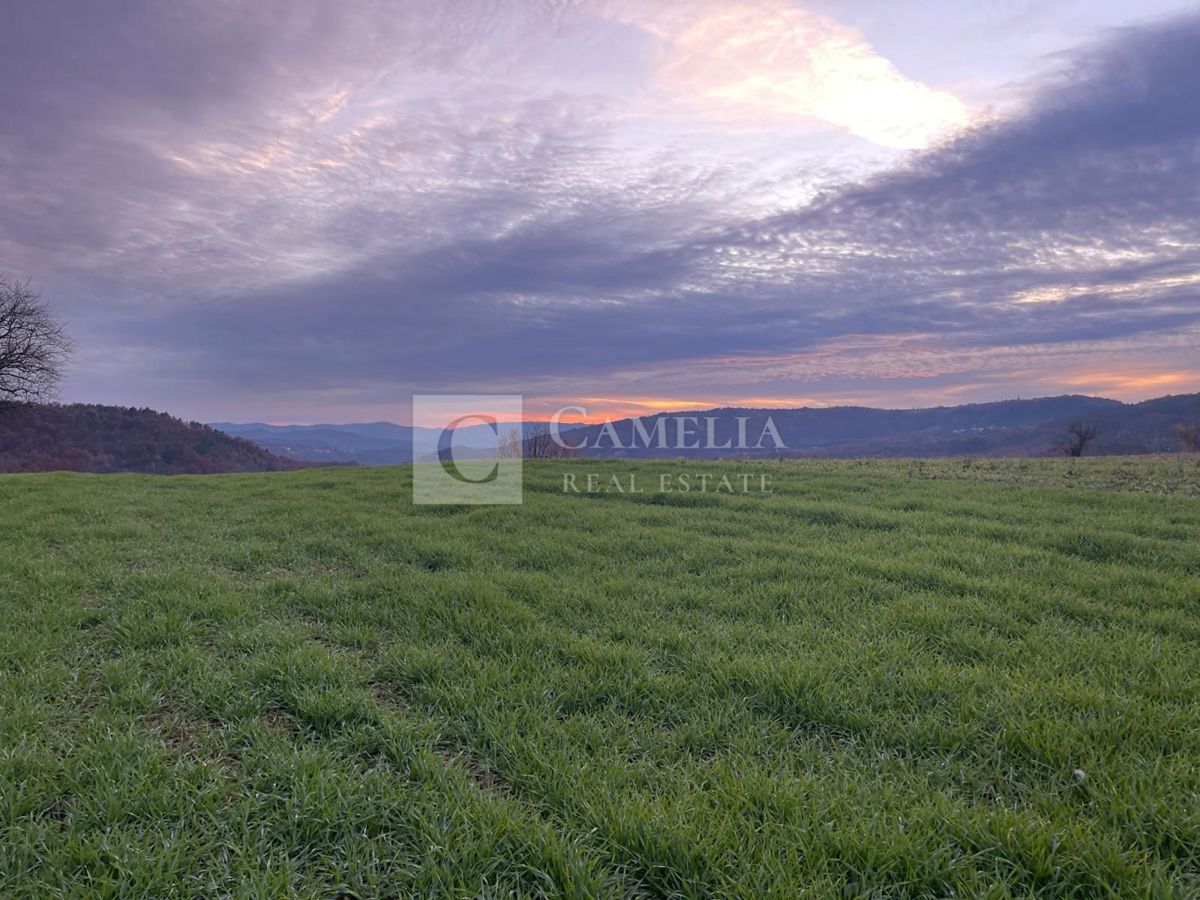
0, 2, 1197, 420
598, 0, 970, 148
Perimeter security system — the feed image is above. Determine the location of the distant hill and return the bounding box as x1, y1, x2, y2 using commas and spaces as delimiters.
213, 393, 1200, 464
0, 404, 307, 474
210, 421, 416, 465
557, 393, 1200, 458
212, 420, 533, 465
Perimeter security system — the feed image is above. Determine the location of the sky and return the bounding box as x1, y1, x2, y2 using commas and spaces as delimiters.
2, 0, 1199, 424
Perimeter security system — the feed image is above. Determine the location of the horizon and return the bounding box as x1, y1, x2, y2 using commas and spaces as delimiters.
209, 388, 1177, 429
4, 1, 1200, 419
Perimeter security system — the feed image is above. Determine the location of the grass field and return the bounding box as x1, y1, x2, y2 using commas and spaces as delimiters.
2, 458, 1199, 897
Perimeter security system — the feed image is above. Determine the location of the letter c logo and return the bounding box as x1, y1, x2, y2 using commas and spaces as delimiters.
439, 414, 500, 483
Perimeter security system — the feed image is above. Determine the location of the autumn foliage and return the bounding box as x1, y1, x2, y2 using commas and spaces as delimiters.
0, 404, 305, 474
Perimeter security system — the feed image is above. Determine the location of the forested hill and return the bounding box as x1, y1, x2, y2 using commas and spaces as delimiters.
0, 404, 306, 474
555, 392, 1200, 458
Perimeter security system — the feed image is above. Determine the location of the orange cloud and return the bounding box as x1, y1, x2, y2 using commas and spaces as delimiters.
1059, 370, 1200, 398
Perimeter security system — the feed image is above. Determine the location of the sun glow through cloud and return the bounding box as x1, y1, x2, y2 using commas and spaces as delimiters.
601, 0, 971, 149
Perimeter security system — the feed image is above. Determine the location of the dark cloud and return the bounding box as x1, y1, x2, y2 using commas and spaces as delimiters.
682, 13, 1200, 354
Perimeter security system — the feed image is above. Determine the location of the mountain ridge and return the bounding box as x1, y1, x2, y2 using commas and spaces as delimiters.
212, 392, 1200, 463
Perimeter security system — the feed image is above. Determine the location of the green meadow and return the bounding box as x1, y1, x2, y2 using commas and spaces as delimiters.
2, 458, 1198, 897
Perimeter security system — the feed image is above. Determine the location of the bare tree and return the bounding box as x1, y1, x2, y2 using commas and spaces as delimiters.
523, 422, 577, 459
0, 277, 71, 406
496, 426, 523, 459
1060, 420, 1099, 458
1176, 421, 1200, 452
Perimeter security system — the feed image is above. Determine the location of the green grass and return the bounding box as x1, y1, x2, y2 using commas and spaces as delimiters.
840, 455, 1200, 497
1, 458, 1198, 897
